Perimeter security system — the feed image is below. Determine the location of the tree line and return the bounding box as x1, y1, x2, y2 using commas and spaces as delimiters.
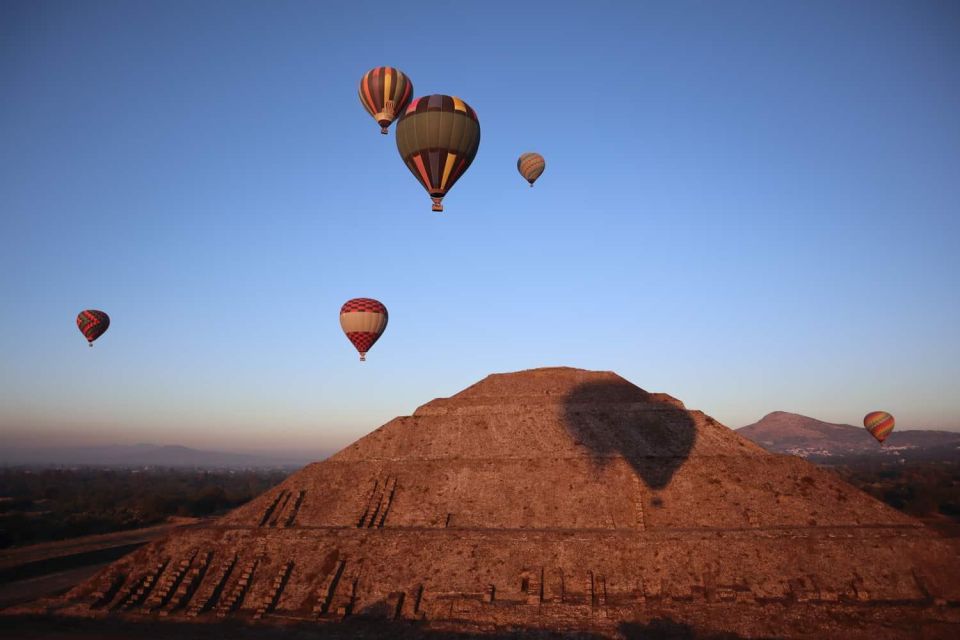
0, 467, 290, 548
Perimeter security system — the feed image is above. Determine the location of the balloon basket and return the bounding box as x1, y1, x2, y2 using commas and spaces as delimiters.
431, 198, 443, 212
376, 110, 393, 134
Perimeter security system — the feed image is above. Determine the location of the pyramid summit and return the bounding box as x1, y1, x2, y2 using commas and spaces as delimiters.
28, 368, 960, 637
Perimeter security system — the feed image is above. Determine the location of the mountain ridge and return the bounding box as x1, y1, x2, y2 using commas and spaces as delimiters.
0, 443, 316, 468
738, 411, 960, 460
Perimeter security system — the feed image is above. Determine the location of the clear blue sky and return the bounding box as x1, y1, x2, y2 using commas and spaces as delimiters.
2, 0, 959, 456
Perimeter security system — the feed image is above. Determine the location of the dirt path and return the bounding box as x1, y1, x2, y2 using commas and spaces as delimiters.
0, 565, 108, 610
0, 519, 202, 574
0, 519, 206, 610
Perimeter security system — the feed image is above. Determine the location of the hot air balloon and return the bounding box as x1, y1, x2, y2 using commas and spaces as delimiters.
340, 298, 388, 361
517, 152, 545, 187
395, 95, 480, 212
863, 411, 895, 444
358, 67, 413, 135
77, 310, 110, 347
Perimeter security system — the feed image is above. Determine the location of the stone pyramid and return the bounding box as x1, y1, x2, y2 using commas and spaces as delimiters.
41, 368, 960, 637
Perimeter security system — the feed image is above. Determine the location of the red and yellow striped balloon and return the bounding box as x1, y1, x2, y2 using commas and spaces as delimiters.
77, 310, 110, 347
517, 152, 545, 186
340, 298, 388, 361
863, 411, 895, 443
358, 67, 413, 135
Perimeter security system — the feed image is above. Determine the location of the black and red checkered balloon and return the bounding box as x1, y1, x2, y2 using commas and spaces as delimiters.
77, 310, 110, 347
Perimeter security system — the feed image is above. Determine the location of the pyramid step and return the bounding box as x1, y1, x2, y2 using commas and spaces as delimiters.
545, 568, 565, 604
253, 560, 294, 619
186, 553, 238, 617
384, 590, 405, 620
357, 479, 383, 528
258, 490, 289, 527
163, 550, 214, 613
281, 490, 306, 527
112, 560, 168, 611
214, 557, 260, 616
267, 491, 292, 528
89, 572, 126, 609
312, 559, 346, 616
331, 572, 358, 618
524, 568, 544, 605
374, 477, 398, 528
142, 549, 198, 612
596, 574, 607, 606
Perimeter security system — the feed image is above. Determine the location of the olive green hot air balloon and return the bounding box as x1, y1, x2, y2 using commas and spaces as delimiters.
395, 95, 480, 212
517, 152, 545, 186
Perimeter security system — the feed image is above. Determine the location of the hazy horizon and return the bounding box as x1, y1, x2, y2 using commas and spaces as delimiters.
3, 379, 959, 458
2, 1, 959, 452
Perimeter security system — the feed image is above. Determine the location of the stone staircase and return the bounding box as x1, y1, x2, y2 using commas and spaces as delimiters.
253, 560, 294, 619
111, 560, 167, 611
281, 490, 305, 527
357, 477, 397, 528
312, 559, 346, 617
186, 552, 238, 617
89, 571, 126, 609
142, 548, 198, 612
215, 555, 261, 616
160, 550, 213, 615
258, 491, 288, 527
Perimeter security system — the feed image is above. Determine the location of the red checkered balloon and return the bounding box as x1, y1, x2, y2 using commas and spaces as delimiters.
339, 298, 388, 361
77, 310, 110, 347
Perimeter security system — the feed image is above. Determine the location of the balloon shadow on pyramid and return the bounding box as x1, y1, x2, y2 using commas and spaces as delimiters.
562, 379, 697, 503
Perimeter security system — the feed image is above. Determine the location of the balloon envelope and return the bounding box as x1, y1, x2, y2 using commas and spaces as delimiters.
863, 411, 895, 443
358, 67, 413, 134
77, 310, 110, 346
517, 152, 545, 186
395, 95, 480, 212
340, 298, 388, 361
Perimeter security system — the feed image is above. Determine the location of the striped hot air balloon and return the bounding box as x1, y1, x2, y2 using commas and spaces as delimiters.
517, 152, 545, 187
340, 298, 388, 361
395, 95, 480, 212
358, 67, 413, 135
77, 310, 110, 347
863, 411, 895, 444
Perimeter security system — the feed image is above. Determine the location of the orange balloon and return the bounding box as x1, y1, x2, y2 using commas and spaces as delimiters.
358, 67, 413, 134
517, 152, 545, 186
863, 411, 895, 443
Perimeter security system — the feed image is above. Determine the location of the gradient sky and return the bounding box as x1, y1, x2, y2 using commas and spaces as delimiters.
2, 0, 959, 457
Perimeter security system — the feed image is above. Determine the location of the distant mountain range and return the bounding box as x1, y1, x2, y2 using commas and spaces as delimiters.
737, 411, 960, 462
0, 443, 319, 468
